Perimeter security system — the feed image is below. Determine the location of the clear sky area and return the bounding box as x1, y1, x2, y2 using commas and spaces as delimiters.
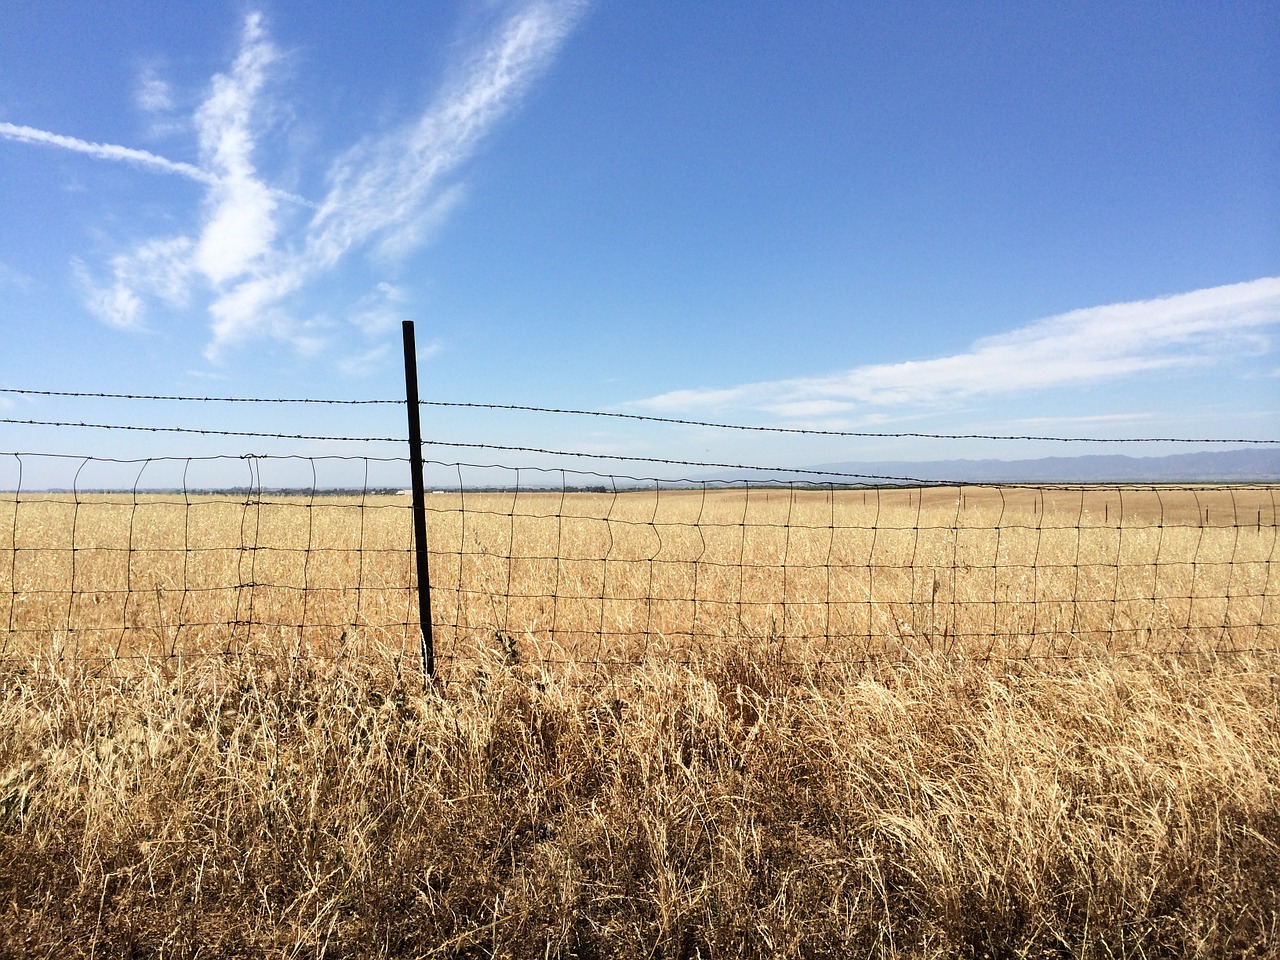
1, 1, 1277, 487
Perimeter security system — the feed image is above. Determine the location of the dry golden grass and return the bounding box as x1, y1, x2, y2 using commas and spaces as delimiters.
1, 485, 1278, 957
3, 485, 1276, 665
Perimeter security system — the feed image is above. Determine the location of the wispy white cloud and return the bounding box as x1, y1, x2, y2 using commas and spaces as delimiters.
74, 236, 195, 329
4, 3, 584, 361
308, 2, 582, 267
348, 281, 409, 337
74, 259, 142, 330
638, 277, 1280, 415
1010, 413, 1154, 426
135, 67, 174, 113
762, 400, 856, 418
338, 336, 441, 377
191, 11, 281, 287
46, 12, 285, 338
0, 261, 34, 292
203, 1, 585, 357
337, 345, 393, 377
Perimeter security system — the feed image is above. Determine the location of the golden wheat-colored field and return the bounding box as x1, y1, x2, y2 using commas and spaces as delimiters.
1, 486, 1278, 957
3, 485, 1276, 665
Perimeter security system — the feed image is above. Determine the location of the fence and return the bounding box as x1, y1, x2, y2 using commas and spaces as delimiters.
2, 377, 1278, 676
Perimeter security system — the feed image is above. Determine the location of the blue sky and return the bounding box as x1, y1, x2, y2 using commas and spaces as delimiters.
1, 1, 1277, 486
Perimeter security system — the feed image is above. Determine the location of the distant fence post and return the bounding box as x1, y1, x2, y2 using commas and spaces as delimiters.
402, 321, 435, 680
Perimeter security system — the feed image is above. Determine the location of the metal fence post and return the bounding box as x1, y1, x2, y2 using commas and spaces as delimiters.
402, 321, 434, 680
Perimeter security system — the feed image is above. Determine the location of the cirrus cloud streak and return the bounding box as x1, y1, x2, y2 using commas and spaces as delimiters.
638, 277, 1280, 416
0, 121, 217, 185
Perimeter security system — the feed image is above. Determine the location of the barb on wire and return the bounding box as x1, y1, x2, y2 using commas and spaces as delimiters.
0, 419, 405, 443
418, 401, 1280, 445
0, 388, 399, 405
421, 439, 935, 483
4, 451, 410, 466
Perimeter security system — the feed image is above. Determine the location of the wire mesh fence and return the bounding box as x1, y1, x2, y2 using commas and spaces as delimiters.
3, 449, 1277, 674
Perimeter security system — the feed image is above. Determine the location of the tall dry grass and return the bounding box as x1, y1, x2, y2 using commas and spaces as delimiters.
3, 646, 1278, 957
1, 485, 1278, 957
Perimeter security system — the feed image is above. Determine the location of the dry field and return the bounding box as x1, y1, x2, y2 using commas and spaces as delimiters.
1, 485, 1278, 957
3, 484, 1276, 664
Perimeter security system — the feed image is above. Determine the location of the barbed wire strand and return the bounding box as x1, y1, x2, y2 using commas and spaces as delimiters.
1, 418, 401, 443
0, 388, 397, 405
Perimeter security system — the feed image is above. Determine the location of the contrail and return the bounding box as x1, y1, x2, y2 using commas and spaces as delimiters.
0, 121, 217, 184
0, 121, 313, 206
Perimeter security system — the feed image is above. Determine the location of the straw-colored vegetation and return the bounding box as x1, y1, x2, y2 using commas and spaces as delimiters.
1, 486, 1278, 957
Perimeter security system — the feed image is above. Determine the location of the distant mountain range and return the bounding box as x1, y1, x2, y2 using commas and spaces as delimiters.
805, 447, 1280, 484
